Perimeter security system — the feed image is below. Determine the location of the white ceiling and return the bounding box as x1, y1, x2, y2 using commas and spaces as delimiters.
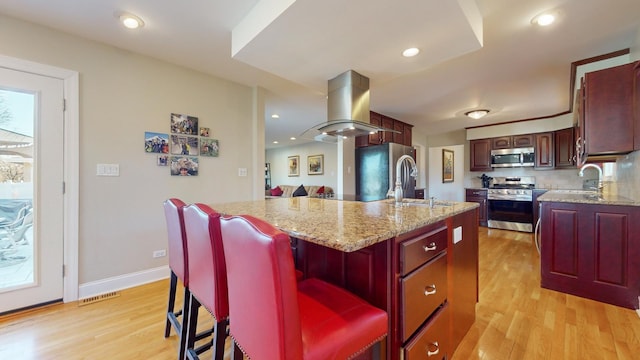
1, 0, 639, 149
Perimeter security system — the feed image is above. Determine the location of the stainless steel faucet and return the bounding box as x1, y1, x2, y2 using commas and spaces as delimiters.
392, 155, 418, 204
578, 163, 603, 192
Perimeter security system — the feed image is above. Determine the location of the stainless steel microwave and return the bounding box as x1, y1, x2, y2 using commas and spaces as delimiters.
491, 147, 535, 168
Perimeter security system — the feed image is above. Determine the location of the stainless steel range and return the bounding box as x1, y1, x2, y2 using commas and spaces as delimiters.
487, 176, 535, 232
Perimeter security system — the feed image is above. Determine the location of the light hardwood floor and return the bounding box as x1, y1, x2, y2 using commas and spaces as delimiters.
1, 227, 639, 359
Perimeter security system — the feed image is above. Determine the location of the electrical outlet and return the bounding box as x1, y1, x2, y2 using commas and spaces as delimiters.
153, 249, 166, 258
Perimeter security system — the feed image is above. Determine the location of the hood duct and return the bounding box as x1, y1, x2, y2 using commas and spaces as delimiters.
301, 70, 398, 143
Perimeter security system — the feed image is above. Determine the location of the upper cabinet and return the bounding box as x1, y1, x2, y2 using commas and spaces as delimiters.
492, 135, 534, 149
576, 61, 638, 165
469, 139, 492, 172
554, 128, 575, 169
356, 111, 413, 147
534, 132, 554, 169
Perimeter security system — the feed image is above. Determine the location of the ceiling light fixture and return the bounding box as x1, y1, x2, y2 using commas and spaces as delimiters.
402, 47, 420, 57
273, 140, 279, 144
290, 137, 296, 140
532, 12, 556, 26
119, 13, 144, 29
465, 109, 490, 119
271, 114, 280, 119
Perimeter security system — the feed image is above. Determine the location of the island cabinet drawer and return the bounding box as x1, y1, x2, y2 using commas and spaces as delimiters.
400, 252, 448, 341
403, 303, 450, 360
400, 225, 448, 276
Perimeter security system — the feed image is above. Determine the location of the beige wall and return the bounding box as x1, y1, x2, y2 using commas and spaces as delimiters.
266, 142, 338, 191
0, 15, 258, 284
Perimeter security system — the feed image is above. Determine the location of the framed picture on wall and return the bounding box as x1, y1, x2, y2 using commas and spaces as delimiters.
307, 154, 323, 175
442, 149, 454, 183
288, 155, 299, 176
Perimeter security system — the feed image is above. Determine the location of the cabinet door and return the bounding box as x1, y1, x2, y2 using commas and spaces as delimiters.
469, 139, 492, 171
584, 62, 634, 155
634, 61, 640, 150
403, 123, 413, 146
393, 119, 404, 144
381, 115, 395, 143
513, 134, 534, 147
540, 202, 640, 309
554, 128, 575, 168
491, 136, 511, 149
534, 132, 554, 169
369, 111, 383, 145
465, 189, 487, 226
576, 82, 586, 166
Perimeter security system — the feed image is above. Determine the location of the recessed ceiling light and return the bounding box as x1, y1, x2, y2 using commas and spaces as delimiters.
465, 109, 490, 119
532, 12, 556, 26
402, 47, 420, 57
119, 13, 144, 29
290, 137, 296, 140
271, 114, 280, 119
273, 140, 279, 144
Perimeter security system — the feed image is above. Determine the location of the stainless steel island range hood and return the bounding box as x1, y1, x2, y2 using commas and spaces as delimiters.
301, 70, 398, 143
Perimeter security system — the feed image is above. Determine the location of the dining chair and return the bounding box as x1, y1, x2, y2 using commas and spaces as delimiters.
163, 198, 191, 360
220, 214, 388, 360
182, 203, 229, 360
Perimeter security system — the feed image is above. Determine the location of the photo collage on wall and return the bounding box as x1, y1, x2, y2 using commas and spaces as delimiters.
145, 112, 220, 176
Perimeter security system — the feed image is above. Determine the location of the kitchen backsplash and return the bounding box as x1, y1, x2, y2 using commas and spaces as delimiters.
614, 150, 640, 201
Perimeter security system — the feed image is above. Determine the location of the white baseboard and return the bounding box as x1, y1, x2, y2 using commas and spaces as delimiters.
78, 265, 169, 300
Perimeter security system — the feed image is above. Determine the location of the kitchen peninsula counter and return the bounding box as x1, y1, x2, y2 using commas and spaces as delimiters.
210, 197, 479, 359
210, 197, 478, 252
537, 189, 639, 206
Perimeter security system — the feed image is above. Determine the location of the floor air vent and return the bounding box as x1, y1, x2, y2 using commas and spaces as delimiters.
78, 291, 120, 306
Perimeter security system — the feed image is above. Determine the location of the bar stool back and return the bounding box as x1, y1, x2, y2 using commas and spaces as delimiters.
182, 203, 229, 360
163, 198, 190, 360
220, 214, 388, 360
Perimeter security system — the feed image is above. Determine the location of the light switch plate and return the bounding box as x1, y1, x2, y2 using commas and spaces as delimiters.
238, 168, 247, 177
97, 164, 120, 176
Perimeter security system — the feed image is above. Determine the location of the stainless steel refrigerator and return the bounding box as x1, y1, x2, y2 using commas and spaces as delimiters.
356, 142, 416, 202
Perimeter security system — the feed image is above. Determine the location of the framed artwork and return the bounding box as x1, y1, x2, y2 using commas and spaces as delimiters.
442, 149, 454, 183
307, 154, 324, 175
157, 155, 168, 166
200, 138, 219, 157
287, 155, 299, 177
170, 156, 199, 176
144, 132, 169, 153
170, 135, 199, 155
200, 127, 210, 137
170, 113, 199, 135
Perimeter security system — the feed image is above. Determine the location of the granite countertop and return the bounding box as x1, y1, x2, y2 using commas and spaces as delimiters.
537, 190, 639, 206
210, 197, 478, 252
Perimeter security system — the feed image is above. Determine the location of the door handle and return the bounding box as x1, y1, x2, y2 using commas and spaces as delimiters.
423, 242, 437, 252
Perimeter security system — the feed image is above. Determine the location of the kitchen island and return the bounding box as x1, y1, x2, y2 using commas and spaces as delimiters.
538, 190, 640, 309
210, 197, 479, 359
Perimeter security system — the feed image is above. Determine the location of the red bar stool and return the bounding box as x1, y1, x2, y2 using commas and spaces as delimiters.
220, 214, 388, 360
182, 203, 229, 360
163, 198, 191, 360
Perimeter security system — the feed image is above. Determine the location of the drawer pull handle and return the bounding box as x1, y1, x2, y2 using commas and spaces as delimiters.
423, 242, 437, 252
427, 341, 440, 357
424, 285, 437, 296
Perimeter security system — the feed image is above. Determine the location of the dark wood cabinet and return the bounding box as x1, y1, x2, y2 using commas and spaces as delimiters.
469, 139, 492, 172
634, 61, 640, 150
534, 132, 554, 169
414, 188, 425, 199
465, 189, 487, 227
491, 134, 534, 149
581, 62, 635, 157
532, 189, 547, 226
540, 201, 640, 309
554, 128, 575, 168
356, 111, 412, 147
292, 208, 479, 359
448, 209, 479, 353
